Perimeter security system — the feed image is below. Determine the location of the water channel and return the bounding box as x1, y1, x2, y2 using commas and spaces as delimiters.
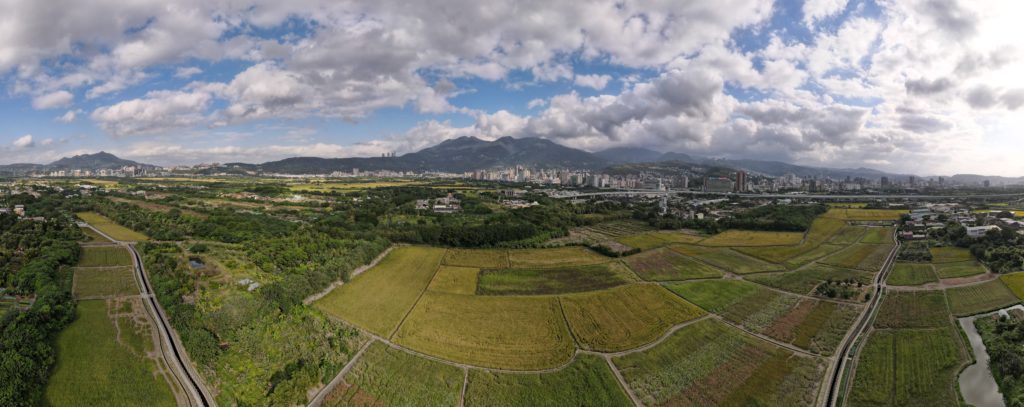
958, 304, 1024, 407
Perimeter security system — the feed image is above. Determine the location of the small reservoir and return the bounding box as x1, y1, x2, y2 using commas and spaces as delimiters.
958, 304, 1024, 407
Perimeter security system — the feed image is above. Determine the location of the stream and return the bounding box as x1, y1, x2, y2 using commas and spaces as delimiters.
958, 304, 1024, 407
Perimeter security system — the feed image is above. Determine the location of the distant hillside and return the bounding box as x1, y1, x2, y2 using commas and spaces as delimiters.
48, 152, 155, 170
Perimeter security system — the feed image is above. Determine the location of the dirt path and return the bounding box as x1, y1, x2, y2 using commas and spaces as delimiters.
307, 339, 375, 407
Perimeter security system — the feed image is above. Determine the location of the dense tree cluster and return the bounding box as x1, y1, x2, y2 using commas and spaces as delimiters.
720, 204, 828, 231
976, 315, 1024, 406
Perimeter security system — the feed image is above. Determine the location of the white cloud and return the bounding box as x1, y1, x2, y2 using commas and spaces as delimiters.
803, 0, 849, 27
56, 110, 79, 123
12, 135, 34, 148
574, 74, 612, 90
91, 90, 212, 136
174, 67, 203, 78
31, 90, 73, 109
527, 98, 547, 109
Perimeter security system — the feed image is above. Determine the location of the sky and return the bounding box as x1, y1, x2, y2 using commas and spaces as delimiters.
1, 0, 1023, 176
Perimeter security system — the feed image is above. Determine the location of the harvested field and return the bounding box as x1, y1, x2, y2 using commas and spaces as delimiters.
946, 279, 1021, 316
929, 246, 974, 263
934, 261, 987, 279
560, 284, 705, 352
476, 262, 636, 295
670, 245, 784, 274
315, 246, 445, 336
325, 342, 463, 407
508, 247, 608, 268
393, 292, 574, 370
736, 217, 846, 264
465, 354, 632, 407
828, 226, 867, 245
427, 266, 479, 295
848, 328, 963, 406
78, 246, 133, 267
698, 230, 804, 247
746, 264, 872, 296
612, 318, 823, 406
621, 248, 722, 281
887, 263, 938, 286
1001, 273, 1024, 300
74, 267, 137, 298
860, 227, 894, 244
819, 243, 893, 271
873, 291, 950, 329
76, 212, 149, 241
443, 248, 509, 268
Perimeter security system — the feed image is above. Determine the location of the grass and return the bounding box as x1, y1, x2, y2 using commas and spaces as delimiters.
746, 264, 873, 296
80, 226, 111, 242
315, 246, 445, 336
325, 342, 463, 407
427, 266, 479, 295
848, 328, 963, 406
929, 246, 974, 263
860, 227, 894, 244
781, 244, 847, 269
666, 279, 799, 334
934, 261, 987, 279
621, 248, 722, 281
508, 247, 608, 268
393, 292, 574, 370
616, 233, 673, 250
76, 212, 150, 241
442, 248, 509, 268
465, 354, 632, 406
1000, 273, 1024, 300
476, 262, 636, 295
762, 299, 860, 356
735, 217, 847, 264
946, 279, 1021, 316
612, 318, 822, 406
888, 263, 938, 286
44, 300, 176, 407
824, 208, 906, 221
74, 267, 137, 298
560, 284, 705, 352
819, 243, 893, 271
650, 231, 706, 244
78, 246, 133, 267
873, 291, 950, 329
828, 226, 867, 245
698, 230, 804, 247
670, 245, 784, 274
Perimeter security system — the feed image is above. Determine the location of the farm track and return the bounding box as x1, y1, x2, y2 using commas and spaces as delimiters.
301, 245, 398, 305
80, 223, 215, 407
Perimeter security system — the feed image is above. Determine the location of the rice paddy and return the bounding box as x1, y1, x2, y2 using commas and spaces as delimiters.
933, 261, 988, 279
1001, 272, 1024, 300
847, 327, 964, 406
859, 227, 894, 244
73, 267, 137, 298
929, 246, 974, 263
819, 243, 894, 271
621, 247, 723, 281
76, 212, 150, 241
476, 262, 636, 295
745, 264, 872, 296
465, 354, 632, 406
427, 266, 479, 295
325, 341, 463, 407
698, 230, 804, 247
670, 245, 784, 274
443, 248, 509, 268
873, 290, 950, 329
508, 247, 609, 268
945, 279, 1021, 316
887, 263, 938, 286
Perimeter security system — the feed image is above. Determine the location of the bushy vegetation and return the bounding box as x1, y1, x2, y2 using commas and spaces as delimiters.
718, 203, 829, 232
466, 354, 632, 406
975, 315, 1024, 406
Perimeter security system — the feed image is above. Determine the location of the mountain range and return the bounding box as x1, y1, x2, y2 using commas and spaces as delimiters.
0, 152, 156, 175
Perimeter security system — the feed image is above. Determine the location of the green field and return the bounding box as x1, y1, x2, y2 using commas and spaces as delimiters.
74, 267, 137, 298
78, 246, 133, 267
76, 212, 150, 241
508, 247, 609, 268
476, 262, 636, 295
746, 264, 872, 296
443, 248, 509, 268
860, 227, 894, 244
781, 243, 847, 269
315, 246, 445, 336
873, 291, 950, 329
465, 354, 632, 406
828, 226, 867, 245
615, 233, 674, 250
670, 245, 784, 274
819, 243, 893, 271
698, 230, 804, 247
325, 342, 463, 407
621, 247, 722, 281
612, 318, 822, 406
735, 217, 847, 264
393, 292, 574, 370
427, 265, 479, 295
650, 231, 706, 244
934, 261, 987, 279
44, 299, 176, 406
560, 284, 705, 352
888, 263, 938, 286
1001, 273, 1024, 300
80, 226, 111, 242
946, 279, 1021, 316
824, 208, 905, 221
848, 328, 963, 406
929, 246, 974, 263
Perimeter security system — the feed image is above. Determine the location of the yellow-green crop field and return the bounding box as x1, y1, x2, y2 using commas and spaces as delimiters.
824, 208, 906, 221
946, 279, 1021, 317
670, 245, 784, 274
79, 226, 111, 243
933, 261, 987, 279
443, 248, 509, 268
736, 217, 846, 264
393, 292, 575, 370
508, 246, 608, 268
888, 263, 938, 286
698, 230, 804, 247
315, 246, 444, 336
819, 243, 893, 271
848, 327, 964, 406
76, 212, 150, 241
560, 284, 705, 352
860, 227, 894, 244
325, 341, 463, 407
622, 247, 722, 281
427, 266, 479, 295
73, 267, 137, 298
465, 354, 632, 406
615, 232, 675, 250
78, 246, 133, 267
1001, 272, 1024, 300
929, 246, 974, 263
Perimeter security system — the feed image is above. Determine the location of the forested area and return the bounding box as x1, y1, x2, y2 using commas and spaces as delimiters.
976, 315, 1024, 406
0, 195, 82, 406
636, 203, 827, 234
926, 222, 1024, 273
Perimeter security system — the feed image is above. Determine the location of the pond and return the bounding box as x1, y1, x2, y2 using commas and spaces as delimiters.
188, 258, 205, 269
958, 304, 1024, 407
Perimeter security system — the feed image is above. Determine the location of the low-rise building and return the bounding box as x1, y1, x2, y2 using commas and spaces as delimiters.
967, 225, 1000, 238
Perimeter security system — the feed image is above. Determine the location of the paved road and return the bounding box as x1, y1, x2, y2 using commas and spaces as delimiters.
80, 223, 215, 407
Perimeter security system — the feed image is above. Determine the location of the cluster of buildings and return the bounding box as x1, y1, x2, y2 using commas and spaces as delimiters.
899, 203, 1023, 239
44, 166, 152, 178
415, 193, 462, 214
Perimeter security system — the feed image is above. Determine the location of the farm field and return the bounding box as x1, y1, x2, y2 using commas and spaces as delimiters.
781, 243, 847, 269
443, 248, 509, 268
571, 220, 654, 242
476, 262, 636, 295
508, 246, 608, 268
615, 233, 674, 250
698, 230, 804, 247
325, 342, 463, 407
873, 291, 950, 329
427, 266, 479, 295
930, 246, 974, 263
847, 328, 963, 406
887, 263, 938, 286
612, 318, 823, 406
824, 208, 905, 221
314, 246, 445, 336
859, 227, 894, 244
393, 292, 574, 370
465, 354, 631, 406
560, 284, 705, 352
44, 299, 177, 407
77, 245, 133, 267
649, 231, 706, 244
736, 217, 847, 264
670, 245, 784, 274
946, 279, 1021, 316
73, 267, 137, 298
1001, 272, 1024, 299
621, 247, 722, 281
828, 226, 867, 245
76, 212, 150, 241
819, 243, 893, 271
933, 261, 987, 279
79, 226, 111, 243
746, 264, 872, 296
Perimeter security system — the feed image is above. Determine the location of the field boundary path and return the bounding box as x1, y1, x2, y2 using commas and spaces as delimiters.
302, 245, 397, 305
307, 339, 376, 407
80, 223, 216, 407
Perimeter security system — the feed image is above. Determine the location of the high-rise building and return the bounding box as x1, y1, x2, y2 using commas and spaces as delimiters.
880, 176, 890, 188
735, 171, 747, 192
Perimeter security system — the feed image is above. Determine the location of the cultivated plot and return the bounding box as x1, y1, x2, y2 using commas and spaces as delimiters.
736, 217, 847, 264
508, 247, 609, 268
74, 267, 137, 298
746, 264, 872, 296
670, 245, 784, 274
476, 262, 636, 295
427, 265, 479, 295
873, 290, 950, 329
465, 354, 632, 407
887, 263, 938, 286
933, 261, 987, 279
76, 212, 150, 241
859, 227, 894, 244
315, 246, 445, 336
616, 233, 675, 250
325, 342, 463, 407
848, 328, 963, 406
79, 226, 111, 243
78, 245, 133, 267
1001, 273, 1024, 300
929, 246, 974, 263
946, 279, 1021, 316
621, 247, 722, 282
443, 248, 509, 268
828, 226, 867, 245
698, 230, 804, 247
819, 243, 893, 272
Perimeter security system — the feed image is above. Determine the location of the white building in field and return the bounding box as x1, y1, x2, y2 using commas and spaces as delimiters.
967, 225, 1000, 238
